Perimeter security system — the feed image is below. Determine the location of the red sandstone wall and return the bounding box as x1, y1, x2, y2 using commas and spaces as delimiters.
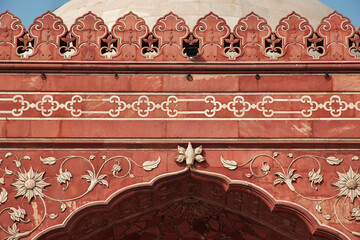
0, 10, 359, 240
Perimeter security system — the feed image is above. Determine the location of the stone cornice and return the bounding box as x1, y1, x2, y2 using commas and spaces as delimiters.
1, 61, 360, 74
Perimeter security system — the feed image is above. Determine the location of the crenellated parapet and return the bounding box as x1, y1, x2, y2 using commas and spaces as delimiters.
1, 8, 360, 240
0, 10, 359, 61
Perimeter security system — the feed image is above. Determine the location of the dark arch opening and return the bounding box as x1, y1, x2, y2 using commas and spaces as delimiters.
37, 169, 346, 240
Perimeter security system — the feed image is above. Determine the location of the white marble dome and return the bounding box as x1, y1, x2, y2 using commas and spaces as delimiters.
53, 0, 333, 29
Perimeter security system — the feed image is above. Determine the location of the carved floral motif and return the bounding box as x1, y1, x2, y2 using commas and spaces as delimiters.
193, 12, 230, 61
276, 12, 313, 60
221, 152, 360, 237
316, 12, 355, 61
111, 12, 149, 61
69, 12, 108, 60
175, 142, 205, 165
28, 11, 67, 60
234, 12, 271, 61
0, 152, 161, 240
0, 11, 25, 60
11, 168, 50, 202
349, 207, 360, 221
332, 167, 360, 203
152, 12, 189, 61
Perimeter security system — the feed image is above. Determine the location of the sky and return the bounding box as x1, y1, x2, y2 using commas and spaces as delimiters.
0, 0, 359, 29
319, 0, 360, 28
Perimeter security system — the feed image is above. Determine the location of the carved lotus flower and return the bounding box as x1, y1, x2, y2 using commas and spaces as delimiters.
308, 168, 323, 190
9, 207, 27, 222
332, 167, 360, 203
348, 207, 360, 221
261, 162, 270, 175
175, 142, 205, 165
111, 161, 122, 175
11, 167, 50, 202
56, 168, 72, 190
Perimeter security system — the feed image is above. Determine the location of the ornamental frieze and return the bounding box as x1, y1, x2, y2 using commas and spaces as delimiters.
0, 145, 358, 239
0, 11, 360, 61
1, 93, 360, 119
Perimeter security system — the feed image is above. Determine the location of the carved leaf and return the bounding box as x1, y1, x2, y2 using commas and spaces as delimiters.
175, 155, 185, 163
0, 178, 4, 185
5, 152, 12, 158
195, 155, 205, 163
8, 223, 19, 235
323, 214, 332, 220
22, 156, 30, 160
89, 155, 96, 160
194, 146, 202, 155
97, 174, 109, 187
274, 178, 284, 186
288, 169, 296, 177
61, 203, 67, 212
245, 173, 253, 178
48, 213, 58, 219
316, 204, 322, 213
0, 187, 8, 204
142, 156, 161, 171
220, 156, 237, 170
326, 157, 343, 165
40, 156, 57, 165
4, 167, 13, 175
98, 179, 109, 187
273, 152, 279, 157
292, 174, 302, 180
82, 170, 94, 182
178, 146, 186, 154
352, 156, 359, 161
275, 172, 285, 179
0, 159, 2, 165
98, 174, 107, 180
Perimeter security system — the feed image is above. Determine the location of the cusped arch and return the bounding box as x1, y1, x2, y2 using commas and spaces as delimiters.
36, 167, 348, 240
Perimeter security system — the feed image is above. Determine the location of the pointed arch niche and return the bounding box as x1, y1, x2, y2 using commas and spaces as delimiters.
37, 168, 346, 240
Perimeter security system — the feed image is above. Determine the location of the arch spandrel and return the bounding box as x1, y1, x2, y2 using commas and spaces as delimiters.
34, 164, 347, 240
0, 147, 357, 240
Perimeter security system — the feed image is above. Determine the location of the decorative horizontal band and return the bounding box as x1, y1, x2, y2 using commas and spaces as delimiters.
0, 93, 359, 119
